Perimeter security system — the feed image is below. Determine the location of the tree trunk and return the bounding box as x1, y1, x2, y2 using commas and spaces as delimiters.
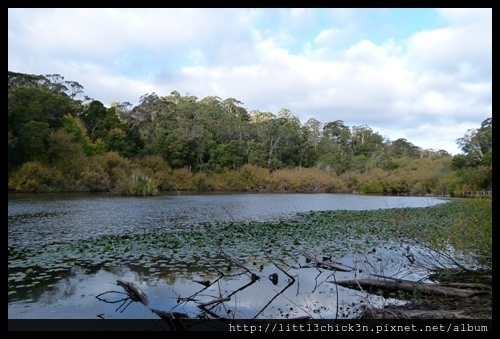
331, 278, 488, 298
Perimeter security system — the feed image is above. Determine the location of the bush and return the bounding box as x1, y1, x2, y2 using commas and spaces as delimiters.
8, 161, 63, 192
114, 170, 159, 196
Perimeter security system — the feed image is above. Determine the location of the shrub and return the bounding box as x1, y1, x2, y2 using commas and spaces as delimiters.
8, 161, 63, 192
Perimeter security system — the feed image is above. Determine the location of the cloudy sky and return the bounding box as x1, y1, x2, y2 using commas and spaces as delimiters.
8, 8, 491, 155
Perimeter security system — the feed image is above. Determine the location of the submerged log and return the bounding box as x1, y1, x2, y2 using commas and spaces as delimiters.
331, 278, 485, 298
116, 279, 149, 305
116, 279, 190, 319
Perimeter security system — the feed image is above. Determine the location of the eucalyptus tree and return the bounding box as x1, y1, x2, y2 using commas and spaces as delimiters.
78, 100, 111, 142
8, 71, 85, 101
175, 93, 215, 171
59, 114, 103, 156
452, 117, 492, 191
420, 148, 452, 159
317, 120, 352, 172
350, 125, 385, 158
198, 96, 226, 141
249, 110, 282, 169
455, 117, 492, 166
298, 124, 320, 168
210, 139, 246, 170
304, 117, 322, 149
8, 87, 76, 130
222, 98, 252, 144
132, 92, 177, 154
274, 108, 307, 168
8, 71, 43, 90
387, 138, 422, 159
366, 149, 394, 171
108, 102, 144, 156
222, 98, 250, 122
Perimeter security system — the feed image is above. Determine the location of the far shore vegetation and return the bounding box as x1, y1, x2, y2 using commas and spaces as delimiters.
8, 71, 491, 196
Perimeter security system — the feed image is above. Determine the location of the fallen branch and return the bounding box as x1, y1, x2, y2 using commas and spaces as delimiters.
331, 278, 485, 298
198, 297, 231, 307
115, 279, 190, 320
199, 226, 260, 282
301, 251, 353, 272
116, 279, 149, 305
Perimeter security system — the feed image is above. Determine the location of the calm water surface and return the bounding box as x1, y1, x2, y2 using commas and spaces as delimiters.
8, 192, 447, 247
8, 192, 449, 321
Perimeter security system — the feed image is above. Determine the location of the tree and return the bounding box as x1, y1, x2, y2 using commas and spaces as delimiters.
8, 71, 85, 100
60, 114, 98, 156
222, 98, 250, 121
350, 125, 385, 158
304, 117, 322, 149
9, 120, 51, 170
387, 138, 422, 159
78, 100, 110, 142
455, 117, 492, 166
8, 87, 76, 130
318, 120, 352, 170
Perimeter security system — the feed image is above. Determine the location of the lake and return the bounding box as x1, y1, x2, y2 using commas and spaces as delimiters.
8, 192, 450, 322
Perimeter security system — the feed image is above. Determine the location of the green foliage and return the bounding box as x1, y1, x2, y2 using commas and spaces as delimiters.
79, 158, 111, 191
209, 164, 266, 191
8, 161, 64, 192
60, 114, 96, 156
210, 140, 245, 170
105, 127, 136, 157
9, 120, 51, 169
191, 171, 228, 191
169, 168, 194, 191
8, 87, 75, 129
315, 153, 344, 176
46, 130, 86, 170
359, 180, 385, 194
455, 117, 492, 167
114, 170, 159, 196
447, 198, 492, 265
456, 165, 492, 191
6, 70, 492, 195
396, 199, 492, 269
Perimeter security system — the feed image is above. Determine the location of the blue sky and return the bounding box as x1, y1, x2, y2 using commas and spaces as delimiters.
8, 8, 492, 155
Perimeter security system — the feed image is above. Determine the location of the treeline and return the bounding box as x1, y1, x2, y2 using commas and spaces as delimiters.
7, 71, 492, 196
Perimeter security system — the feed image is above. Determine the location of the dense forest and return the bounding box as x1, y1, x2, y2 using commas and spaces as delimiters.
7, 71, 492, 196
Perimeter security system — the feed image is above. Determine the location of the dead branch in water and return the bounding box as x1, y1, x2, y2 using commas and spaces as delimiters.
115, 279, 190, 319
300, 251, 354, 272
198, 297, 231, 307
330, 278, 488, 298
116, 279, 149, 305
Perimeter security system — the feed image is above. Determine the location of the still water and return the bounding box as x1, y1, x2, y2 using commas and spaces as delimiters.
8, 192, 449, 321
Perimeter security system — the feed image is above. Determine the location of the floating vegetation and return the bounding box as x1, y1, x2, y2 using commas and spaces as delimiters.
9, 199, 488, 313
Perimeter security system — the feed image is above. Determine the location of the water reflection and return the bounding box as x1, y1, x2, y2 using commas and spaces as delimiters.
8, 193, 449, 320
9, 262, 377, 320
8, 248, 413, 320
